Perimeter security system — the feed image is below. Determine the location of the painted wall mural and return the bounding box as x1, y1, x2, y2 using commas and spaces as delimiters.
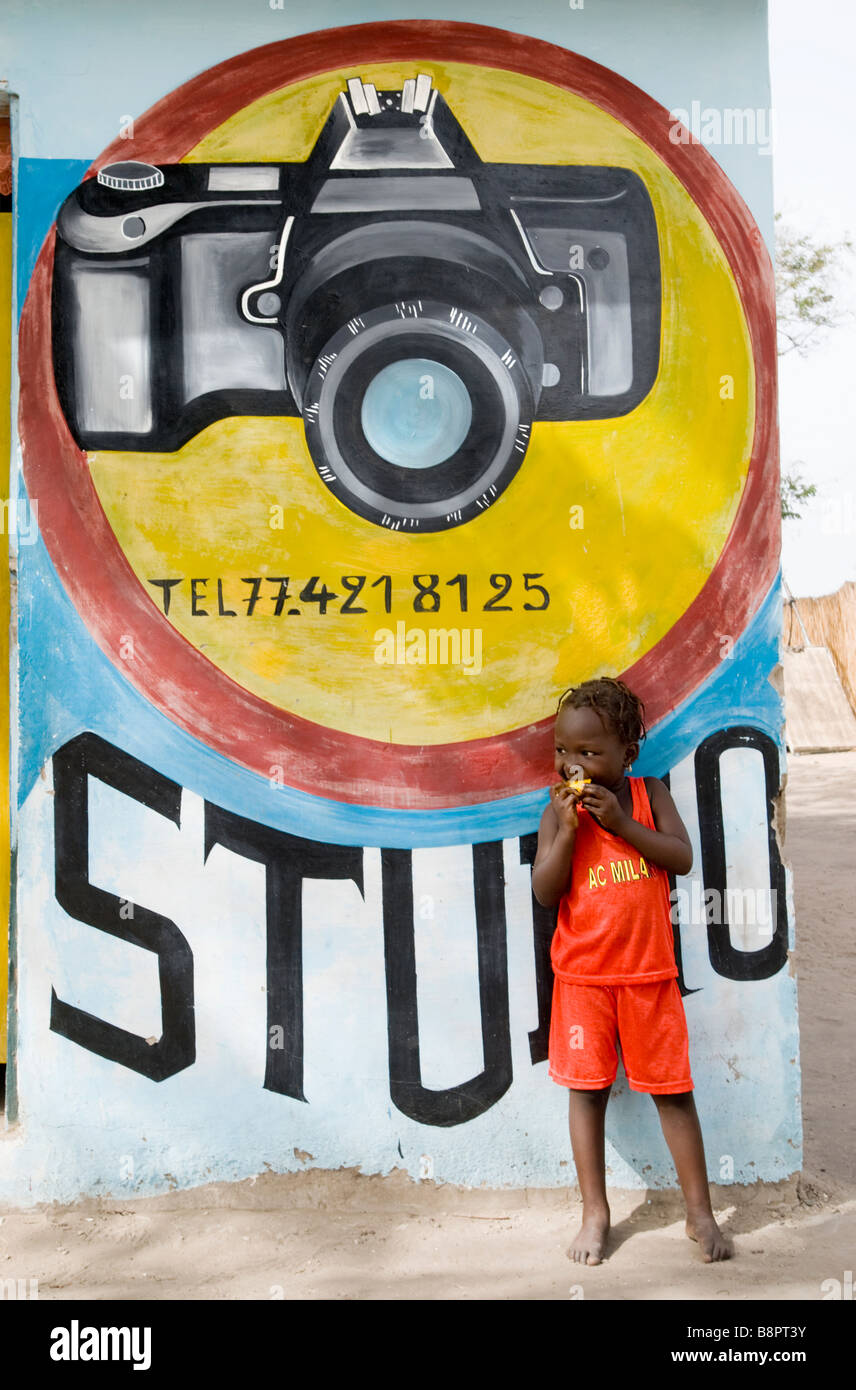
0, 109, 10, 1074
7, 17, 796, 1200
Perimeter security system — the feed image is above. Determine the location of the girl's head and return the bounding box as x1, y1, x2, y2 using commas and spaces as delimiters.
553, 677, 646, 785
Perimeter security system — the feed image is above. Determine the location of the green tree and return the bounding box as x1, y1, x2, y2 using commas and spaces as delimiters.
775, 214, 852, 519
775, 214, 852, 356
780, 467, 816, 521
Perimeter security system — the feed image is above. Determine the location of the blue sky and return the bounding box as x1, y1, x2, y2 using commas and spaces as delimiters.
772, 0, 856, 596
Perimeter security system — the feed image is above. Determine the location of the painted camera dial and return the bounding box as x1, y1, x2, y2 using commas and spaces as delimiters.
96, 161, 165, 192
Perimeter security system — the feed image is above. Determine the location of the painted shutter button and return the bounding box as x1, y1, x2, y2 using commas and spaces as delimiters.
97, 161, 165, 191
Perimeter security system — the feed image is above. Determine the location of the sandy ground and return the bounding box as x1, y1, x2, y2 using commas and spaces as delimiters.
1, 750, 854, 1301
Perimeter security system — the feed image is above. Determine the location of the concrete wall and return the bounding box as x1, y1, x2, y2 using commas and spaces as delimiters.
1, 0, 798, 1203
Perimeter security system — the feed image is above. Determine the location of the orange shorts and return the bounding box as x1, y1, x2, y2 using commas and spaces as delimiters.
548, 977, 693, 1094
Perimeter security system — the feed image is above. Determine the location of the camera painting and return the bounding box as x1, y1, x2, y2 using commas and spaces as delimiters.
45, 60, 758, 802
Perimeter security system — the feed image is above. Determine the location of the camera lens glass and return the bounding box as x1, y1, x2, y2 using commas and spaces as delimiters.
360, 358, 473, 470
302, 300, 535, 531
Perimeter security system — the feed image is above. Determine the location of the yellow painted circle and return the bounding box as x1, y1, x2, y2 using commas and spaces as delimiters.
89, 61, 753, 746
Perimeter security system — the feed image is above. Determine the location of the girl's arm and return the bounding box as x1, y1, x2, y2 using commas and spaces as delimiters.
578, 777, 692, 876
531, 787, 580, 906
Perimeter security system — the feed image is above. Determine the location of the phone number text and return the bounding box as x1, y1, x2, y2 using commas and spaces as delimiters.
148, 573, 551, 617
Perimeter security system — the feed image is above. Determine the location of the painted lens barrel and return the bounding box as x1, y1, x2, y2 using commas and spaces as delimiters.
303, 300, 535, 530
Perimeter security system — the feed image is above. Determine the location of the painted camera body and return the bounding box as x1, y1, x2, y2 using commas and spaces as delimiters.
52, 75, 661, 529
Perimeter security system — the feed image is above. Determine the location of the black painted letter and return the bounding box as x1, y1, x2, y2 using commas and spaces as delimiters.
51, 733, 195, 1081
382, 841, 512, 1126
204, 803, 364, 1102
694, 727, 788, 981
519, 832, 556, 1064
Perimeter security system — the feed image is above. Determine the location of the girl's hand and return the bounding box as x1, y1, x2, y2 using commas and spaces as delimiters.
550, 782, 580, 833
579, 783, 627, 833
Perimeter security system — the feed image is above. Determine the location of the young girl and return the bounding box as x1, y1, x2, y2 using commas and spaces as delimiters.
532, 676, 731, 1265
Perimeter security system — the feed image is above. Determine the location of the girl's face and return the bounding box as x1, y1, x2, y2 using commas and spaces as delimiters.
553, 704, 636, 791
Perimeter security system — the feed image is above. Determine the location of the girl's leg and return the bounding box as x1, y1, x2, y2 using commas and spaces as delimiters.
651, 1092, 732, 1261
567, 1085, 612, 1264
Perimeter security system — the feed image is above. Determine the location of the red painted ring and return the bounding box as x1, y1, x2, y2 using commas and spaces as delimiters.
18, 21, 779, 809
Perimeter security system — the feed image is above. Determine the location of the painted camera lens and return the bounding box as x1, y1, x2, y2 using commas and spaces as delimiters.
360, 358, 473, 470
302, 301, 535, 531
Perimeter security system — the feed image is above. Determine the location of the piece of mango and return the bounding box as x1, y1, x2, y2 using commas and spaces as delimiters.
565, 776, 591, 795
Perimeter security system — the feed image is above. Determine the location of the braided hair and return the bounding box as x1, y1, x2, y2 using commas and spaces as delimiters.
556, 676, 646, 747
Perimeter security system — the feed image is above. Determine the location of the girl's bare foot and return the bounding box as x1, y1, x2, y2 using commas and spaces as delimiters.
568, 1206, 610, 1264
686, 1210, 732, 1262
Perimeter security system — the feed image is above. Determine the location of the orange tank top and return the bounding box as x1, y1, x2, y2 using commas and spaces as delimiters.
550, 776, 678, 985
